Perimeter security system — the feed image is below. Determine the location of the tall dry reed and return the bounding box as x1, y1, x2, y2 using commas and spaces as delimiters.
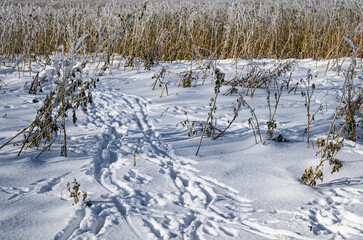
0, 0, 362, 64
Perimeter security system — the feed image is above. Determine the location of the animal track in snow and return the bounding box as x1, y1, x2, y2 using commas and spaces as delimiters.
303, 183, 363, 239
77, 86, 263, 239
61, 80, 363, 240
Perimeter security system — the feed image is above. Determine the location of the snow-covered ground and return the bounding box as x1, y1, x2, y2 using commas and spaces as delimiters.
0, 58, 362, 239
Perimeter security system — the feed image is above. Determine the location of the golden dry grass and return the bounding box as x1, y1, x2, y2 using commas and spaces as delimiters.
0, 0, 362, 62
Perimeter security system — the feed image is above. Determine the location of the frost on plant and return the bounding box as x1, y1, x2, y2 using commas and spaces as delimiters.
0, 35, 99, 157
66, 178, 92, 207
302, 138, 343, 186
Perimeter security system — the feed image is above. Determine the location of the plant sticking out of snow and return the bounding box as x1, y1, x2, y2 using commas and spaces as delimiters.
196, 68, 224, 156
302, 37, 362, 186
151, 67, 170, 97
28, 72, 40, 95
65, 178, 92, 207
178, 71, 198, 88
0, 34, 98, 157
240, 94, 265, 145
0, 78, 5, 90
212, 94, 244, 140
301, 70, 324, 145
339, 37, 363, 141
177, 111, 204, 138
290, 69, 325, 146
301, 137, 343, 187
301, 92, 343, 187
262, 61, 294, 139
223, 61, 294, 140
151, 68, 167, 90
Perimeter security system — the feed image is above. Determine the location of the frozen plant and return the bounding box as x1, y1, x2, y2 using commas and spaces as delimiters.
177, 111, 204, 138
65, 178, 92, 207
0, 35, 98, 157
301, 78, 347, 186
338, 37, 363, 140
196, 68, 224, 156
262, 61, 294, 139
290, 69, 325, 145
178, 71, 198, 88
301, 37, 363, 186
301, 138, 343, 186
0, 78, 5, 90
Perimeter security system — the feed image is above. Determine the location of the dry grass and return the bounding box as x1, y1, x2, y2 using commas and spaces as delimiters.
0, 0, 362, 64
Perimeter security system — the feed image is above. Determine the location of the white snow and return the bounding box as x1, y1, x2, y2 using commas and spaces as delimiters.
0, 58, 362, 239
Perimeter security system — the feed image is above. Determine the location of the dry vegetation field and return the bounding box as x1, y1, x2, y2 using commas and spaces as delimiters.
1, 0, 363, 63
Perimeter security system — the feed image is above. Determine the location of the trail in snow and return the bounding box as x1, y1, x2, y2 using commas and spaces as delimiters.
0, 59, 362, 240
63, 82, 261, 239
53, 75, 329, 240
305, 179, 363, 238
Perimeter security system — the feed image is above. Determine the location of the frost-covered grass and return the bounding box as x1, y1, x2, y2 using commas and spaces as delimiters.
1, 0, 363, 62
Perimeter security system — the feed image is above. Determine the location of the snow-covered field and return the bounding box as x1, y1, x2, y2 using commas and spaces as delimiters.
0, 57, 362, 239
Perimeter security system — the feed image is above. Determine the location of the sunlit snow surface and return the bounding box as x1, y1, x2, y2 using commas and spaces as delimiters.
0, 58, 362, 239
